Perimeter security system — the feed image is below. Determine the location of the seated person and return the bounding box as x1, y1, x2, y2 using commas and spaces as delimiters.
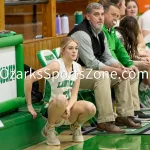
125, 0, 150, 56
24, 37, 96, 146
99, 0, 126, 17
68, 2, 141, 133
115, 16, 150, 108
138, 8, 150, 38
100, 1, 150, 117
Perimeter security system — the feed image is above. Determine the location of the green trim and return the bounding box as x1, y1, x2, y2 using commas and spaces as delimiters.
0, 97, 26, 114
43, 80, 51, 102
52, 48, 60, 58
45, 54, 55, 61
52, 48, 59, 58
37, 50, 54, 102
146, 43, 150, 48
37, 51, 47, 67
0, 34, 24, 114
15, 44, 24, 97
0, 34, 23, 48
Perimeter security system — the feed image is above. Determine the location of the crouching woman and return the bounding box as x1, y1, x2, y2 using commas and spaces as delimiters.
24, 37, 96, 146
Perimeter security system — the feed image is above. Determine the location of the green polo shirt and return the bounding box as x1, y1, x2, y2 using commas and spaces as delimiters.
102, 25, 134, 67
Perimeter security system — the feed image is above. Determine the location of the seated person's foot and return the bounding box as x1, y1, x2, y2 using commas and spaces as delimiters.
129, 116, 142, 124
115, 117, 142, 128
97, 122, 126, 133
134, 111, 150, 119
70, 124, 84, 142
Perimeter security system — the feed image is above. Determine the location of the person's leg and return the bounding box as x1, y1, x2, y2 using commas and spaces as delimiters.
129, 75, 143, 123
47, 95, 68, 125
80, 69, 114, 123
69, 100, 96, 124
68, 100, 96, 142
111, 77, 141, 128
42, 94, 68, 146
111, 77, 134, 117
134, 61, 150, 108
130, 75, 140, 111
80, 69, 125, 133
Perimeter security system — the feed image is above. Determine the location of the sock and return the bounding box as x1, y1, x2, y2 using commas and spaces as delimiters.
72, 121, 81, 128
45, 121, 55, 129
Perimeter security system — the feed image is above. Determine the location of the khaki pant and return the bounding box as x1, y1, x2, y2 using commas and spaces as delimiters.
130, 73, 140, 111
80, 69, 139, 123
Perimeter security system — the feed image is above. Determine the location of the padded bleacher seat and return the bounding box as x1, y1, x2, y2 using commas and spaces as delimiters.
37, 49, 57, 67
37, 50, 57, 102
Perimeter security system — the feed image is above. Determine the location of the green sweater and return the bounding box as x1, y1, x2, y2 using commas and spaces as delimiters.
102, 25, 134, 67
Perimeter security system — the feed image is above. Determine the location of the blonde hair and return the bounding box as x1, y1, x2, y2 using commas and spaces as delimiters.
60, 37, 78, 57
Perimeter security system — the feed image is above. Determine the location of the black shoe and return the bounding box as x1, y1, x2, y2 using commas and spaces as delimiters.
81, 127, 86, 131
134, 111, 150, 118
116, 117, 142, 128
129, 116, 141, 124
91, 121, 97, 127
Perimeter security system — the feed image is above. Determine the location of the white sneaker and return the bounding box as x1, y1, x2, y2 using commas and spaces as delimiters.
70, 125, 84, 142
42, 126, 60, 146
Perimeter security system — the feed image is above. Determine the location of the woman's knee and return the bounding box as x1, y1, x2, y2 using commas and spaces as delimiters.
53, 94, 68, 108
84, 102, 96, 116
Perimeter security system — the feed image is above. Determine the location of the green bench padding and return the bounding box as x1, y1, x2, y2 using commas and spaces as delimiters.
0, 97, 26, 115
0, 105, 45, 150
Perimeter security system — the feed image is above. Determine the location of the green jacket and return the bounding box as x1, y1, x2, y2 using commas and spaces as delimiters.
102, 25, 134, 67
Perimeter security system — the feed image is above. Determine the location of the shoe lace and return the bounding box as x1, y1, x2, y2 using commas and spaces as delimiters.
71, 126, 82, 136
46, 128, 58, 137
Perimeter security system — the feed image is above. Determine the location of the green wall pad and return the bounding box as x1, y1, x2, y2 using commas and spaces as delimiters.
0, 111, 46, 150
0, 34, 24, 115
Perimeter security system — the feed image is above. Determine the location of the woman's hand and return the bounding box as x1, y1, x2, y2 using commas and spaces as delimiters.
61, 106, 71, 120
27, 105, 37, 119
129, 65, 139, 76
